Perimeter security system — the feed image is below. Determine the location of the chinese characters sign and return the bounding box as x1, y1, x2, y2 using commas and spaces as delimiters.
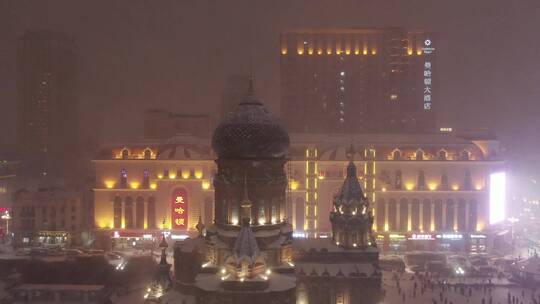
422, 38, 435, 111
171, 189, 188, 230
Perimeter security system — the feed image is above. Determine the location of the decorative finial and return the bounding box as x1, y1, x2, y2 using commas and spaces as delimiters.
346, 142, 355, 161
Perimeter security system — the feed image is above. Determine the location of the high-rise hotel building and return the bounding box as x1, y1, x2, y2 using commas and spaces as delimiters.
17, 31, 79, 178
280, 28, 436, 133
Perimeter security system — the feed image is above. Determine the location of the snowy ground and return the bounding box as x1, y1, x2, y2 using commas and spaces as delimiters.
382, 271, 537, 304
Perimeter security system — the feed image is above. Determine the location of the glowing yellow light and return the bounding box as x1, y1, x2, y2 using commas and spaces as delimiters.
194, 170, 203, 179
109, 222, 114, 229
202, 180, 211, 190
475, 184, 483, 191
326, 49, 332, 55
290, 180, 299, 190
317, 49, 323, 55
336, 49, 342, 54
354, 50, 360, 55
417, 49, 423, 55
428, 183, 438, 191
168, 171, 177, 179
308, 49, 314, 55
405, 183, 415, 191
150, 183, 157, 190
157, 174, 163, 179
407, 49, 413, 55
130, 182, 140, 189
104, 180, 116, 189
345, 49, 351, 55
476, 221, 485, 232
371, 49, 377, 55
297, 50, 304, 55
384, 223, 389, 232
363, 49, 368, 55
451, 184, 460, 191
381, 187, 387, 192
181, 170, 190, 179
281, 49, 287, 55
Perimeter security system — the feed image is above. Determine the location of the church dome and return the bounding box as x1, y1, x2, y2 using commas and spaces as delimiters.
212, 80, 289, 159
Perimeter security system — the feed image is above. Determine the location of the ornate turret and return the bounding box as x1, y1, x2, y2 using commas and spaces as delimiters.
330, 145, 375, 249
223, 219, 268, 282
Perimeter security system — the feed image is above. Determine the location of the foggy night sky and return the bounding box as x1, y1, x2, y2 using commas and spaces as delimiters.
0, 0, 539, 164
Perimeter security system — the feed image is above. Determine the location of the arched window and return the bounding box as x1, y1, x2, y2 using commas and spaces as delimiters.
438, 150, 447, 160
463, 170, 472, 190
136, 196, 144, 229
417, 170, 426, 190
392, 150, 401, 161
124, 197, 134, 229
120, 168, 128, 189
394, 170, 402, 190
142, 169, 150, 188
461, 150, 470, 161
440, 172, 449, 190
415, 150, 424, 161
147, 197, 156, 229
121, 148, 129, 160
143, 148, 152, 160
113, 197, 122, 228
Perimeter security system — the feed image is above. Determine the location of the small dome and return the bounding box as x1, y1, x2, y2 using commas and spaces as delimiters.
212, 80, 289, 159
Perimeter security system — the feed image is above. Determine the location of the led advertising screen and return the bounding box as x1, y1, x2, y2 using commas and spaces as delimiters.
489, 172, 506, 225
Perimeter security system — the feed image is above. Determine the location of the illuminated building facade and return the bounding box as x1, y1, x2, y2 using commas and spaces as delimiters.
17, 30, 79, 178
280, 28, 437, 133
92, 131, 504, 253
12, 186, 84, 247
287, 132, 504, 253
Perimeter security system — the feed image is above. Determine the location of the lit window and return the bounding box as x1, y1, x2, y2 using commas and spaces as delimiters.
390, 94, 398, 101
340, 71, 345, 77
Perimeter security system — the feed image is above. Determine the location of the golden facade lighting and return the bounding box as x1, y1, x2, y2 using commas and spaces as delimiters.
200, 180, 210, 190
451, 184, 460, 191
416, 49, 423, 55
289, 180, 299, 190
428, 183, 438, 191
130, 181, 140, 189
168, 171, 177, 179
150, 183, 157, 190
104, 180, 116, 189
181, 170, 190, 179
405, 183, 415, 191
194, 169, 203, 179
157, 173, 163, 179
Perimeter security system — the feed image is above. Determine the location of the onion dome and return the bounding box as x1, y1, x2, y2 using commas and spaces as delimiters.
212, 79, 289, 159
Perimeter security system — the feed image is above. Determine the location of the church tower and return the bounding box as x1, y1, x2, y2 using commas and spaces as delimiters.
330, 145, 376, 249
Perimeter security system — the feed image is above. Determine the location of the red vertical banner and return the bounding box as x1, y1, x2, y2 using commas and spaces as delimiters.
171, 188, 188, 230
